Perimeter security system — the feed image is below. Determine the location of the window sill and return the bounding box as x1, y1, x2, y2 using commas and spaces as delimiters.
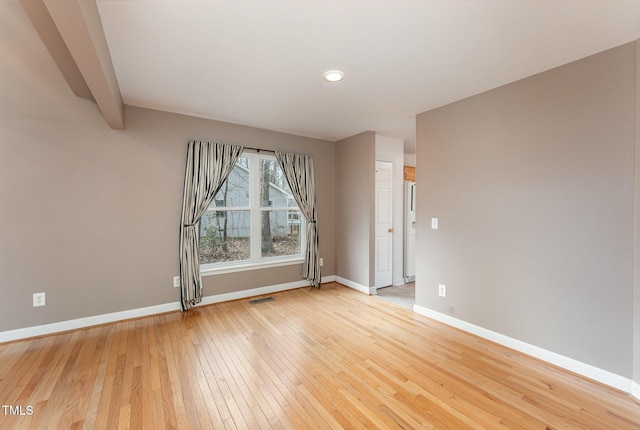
200, 258, 304, 276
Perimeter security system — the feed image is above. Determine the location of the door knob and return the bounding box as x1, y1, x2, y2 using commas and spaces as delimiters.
388, 228, 394, 233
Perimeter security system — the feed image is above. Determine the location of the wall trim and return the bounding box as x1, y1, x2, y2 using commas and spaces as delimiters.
0, 278, 331, 344
632, 381, 640, 400
199, 279, 311, 306
335, 276, 376, 295
414, 304, 633, 394
0, 301, 181, 344
201, 257, 304, 277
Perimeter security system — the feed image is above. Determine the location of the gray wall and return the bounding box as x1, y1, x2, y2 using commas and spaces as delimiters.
335, 132, 375, 287
416, 43, 636, 377
0, 4, 335, 332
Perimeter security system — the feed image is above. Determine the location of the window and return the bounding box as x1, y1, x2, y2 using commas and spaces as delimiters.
198, 154, 305, 271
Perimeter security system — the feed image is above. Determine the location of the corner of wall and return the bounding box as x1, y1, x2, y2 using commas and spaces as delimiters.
334, 131, 376, 287
633, 37, 640, 393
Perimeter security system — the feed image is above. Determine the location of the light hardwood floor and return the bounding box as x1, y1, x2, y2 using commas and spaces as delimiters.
1, 282, 639, 429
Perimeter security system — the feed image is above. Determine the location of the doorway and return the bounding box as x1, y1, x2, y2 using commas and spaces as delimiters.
376, 165, 416, 309
375, 160, 393, 289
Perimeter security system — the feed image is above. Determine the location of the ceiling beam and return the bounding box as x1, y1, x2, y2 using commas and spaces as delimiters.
20, 0, 125, 130
19, 0, 92, 99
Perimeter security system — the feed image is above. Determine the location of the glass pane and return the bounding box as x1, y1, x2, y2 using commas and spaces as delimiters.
212, 157, 250, 208
199, 210, 250, 264
261, 210, 301, 258
259, 159, 298, 209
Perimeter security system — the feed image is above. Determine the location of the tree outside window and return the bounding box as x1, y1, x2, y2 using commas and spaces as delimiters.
198, 154, 304, 268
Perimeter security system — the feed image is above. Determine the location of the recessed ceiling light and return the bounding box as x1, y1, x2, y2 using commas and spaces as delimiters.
323, 70, 344, 82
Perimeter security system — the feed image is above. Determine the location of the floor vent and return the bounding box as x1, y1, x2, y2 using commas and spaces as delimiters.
249, 297, 275, 305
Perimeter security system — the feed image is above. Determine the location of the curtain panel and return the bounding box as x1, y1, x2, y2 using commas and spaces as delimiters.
179, 140, 244, 311
275, 151, 321, 287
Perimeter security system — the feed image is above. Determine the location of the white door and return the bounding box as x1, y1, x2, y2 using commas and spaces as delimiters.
375, 161, 393, 288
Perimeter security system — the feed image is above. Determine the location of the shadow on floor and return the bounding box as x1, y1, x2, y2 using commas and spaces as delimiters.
375, 282, 415, 310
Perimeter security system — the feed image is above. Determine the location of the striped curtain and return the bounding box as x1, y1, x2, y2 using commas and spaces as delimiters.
179, 140, 244, 311
275, 151, 321, 287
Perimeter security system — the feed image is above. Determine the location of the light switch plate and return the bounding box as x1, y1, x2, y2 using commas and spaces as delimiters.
431, 218, 439, 229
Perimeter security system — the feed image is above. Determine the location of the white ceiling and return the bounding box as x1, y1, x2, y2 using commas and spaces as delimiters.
95, 1, 640, 153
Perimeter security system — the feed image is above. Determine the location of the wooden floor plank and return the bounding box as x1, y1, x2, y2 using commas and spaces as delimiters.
0, 282, 639, 429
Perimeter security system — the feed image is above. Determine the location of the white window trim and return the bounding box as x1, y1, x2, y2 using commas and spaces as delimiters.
199, 153, 306, 274
201, 257, 305, 276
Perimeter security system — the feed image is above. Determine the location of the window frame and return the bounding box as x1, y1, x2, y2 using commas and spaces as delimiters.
199, 153, 306, 276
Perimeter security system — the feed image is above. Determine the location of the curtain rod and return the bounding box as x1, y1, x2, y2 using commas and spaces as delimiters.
243, 146, 276, 154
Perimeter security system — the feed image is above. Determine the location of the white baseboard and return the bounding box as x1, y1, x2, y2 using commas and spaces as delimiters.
199, 279, 310, 306
632, 381, 640, 400
0, 301, 181, 344
335, 276, 376, 295
0, 278, 325, 344
413, 304, 633, 394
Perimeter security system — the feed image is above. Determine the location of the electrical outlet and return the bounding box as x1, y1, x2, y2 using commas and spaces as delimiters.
33, 292, 46, 307
438, 284, 447, 298
173, 276, 180, 288
319, 258, 324, 267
